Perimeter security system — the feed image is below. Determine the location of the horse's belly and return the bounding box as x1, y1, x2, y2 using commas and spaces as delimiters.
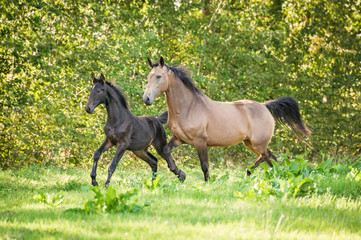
206, 128, 247, 146
205, 110, 249, 146
128, 132, 153, 150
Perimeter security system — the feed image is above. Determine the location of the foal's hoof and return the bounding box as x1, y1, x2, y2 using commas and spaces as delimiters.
246, 168, 252, 177
92, 181, 99, 186
178, 170, 186, 182
103, 182, 110, 189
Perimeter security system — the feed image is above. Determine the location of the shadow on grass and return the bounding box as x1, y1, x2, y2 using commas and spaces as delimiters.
0, 225, 84, 240
1, 196, 360, 237
144, 191, 361, 234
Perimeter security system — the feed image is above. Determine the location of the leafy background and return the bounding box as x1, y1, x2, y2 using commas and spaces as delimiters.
1, 0, 360, 169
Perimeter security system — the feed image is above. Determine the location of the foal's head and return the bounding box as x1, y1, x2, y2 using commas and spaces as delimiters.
143, 57, 170, 105
85, 74, 107, 114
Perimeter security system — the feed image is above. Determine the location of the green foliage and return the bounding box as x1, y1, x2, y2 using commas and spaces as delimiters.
143, 176, 161, 191
83, 186, 150, 213
347, 167, 361, 182
33, 192, 64, 206
1, 0, 360, 168
143, 175, 183, 193
235, 155, 361, 201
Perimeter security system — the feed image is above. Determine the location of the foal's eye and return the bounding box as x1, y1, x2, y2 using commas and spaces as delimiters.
156, 75, 161, 79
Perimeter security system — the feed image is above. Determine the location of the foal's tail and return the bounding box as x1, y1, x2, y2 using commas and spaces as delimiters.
157, 111, 168, 124
264, 96, 311, 145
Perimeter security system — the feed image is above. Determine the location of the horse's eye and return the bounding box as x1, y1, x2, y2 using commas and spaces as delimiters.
156, 75, 161, 79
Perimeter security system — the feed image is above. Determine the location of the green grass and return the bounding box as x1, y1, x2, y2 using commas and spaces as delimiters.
1, 157, 361, 240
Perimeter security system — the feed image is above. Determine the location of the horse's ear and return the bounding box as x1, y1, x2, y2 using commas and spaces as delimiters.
159, 56, 165, 67
91, 73, 96, 83
147, 57, 153, 68
100, 74, 105, 84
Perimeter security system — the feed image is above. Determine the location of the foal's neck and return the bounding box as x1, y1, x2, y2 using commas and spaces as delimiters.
105, 86, 131, 124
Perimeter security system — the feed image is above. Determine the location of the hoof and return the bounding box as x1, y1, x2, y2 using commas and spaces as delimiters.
246, 168, 252, 177
92, 181, 99, 186
178, 170, 186, 182
103, 182, 109, 189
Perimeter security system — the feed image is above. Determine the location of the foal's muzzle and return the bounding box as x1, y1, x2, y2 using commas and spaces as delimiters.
85, 106, 94, 114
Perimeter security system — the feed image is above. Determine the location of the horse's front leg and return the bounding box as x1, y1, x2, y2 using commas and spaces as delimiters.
91, 138, 113, 186
104, 143, 126, 188
194, 139, 209, 182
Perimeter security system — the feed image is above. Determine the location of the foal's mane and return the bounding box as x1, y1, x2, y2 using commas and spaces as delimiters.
153, 62, 201, 94
106, 81, 129, 110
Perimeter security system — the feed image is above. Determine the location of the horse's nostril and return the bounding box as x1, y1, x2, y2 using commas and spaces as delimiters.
143, 96, 151, 105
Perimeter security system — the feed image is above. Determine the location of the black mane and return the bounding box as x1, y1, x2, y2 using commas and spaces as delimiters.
106, 81, 129, 110
153, 62, 201, 94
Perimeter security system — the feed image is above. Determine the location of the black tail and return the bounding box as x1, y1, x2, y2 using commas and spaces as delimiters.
157, 111, 168, 124
264, 96, 310, 144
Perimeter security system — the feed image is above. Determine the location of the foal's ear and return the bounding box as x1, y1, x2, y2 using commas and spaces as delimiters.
99, 74, 105, 84
159, 56, 165, 67
91, 73, 96, 83
147, 57, 153, 68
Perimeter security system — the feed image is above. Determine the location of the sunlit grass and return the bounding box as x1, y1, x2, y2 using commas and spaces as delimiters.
1, 159, 361, 239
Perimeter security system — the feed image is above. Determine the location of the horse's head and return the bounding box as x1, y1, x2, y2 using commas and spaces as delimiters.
143, 56, 169, 105
85, 73, 107, 114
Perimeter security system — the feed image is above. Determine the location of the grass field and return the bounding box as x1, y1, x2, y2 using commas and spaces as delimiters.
1, 156, 361, 240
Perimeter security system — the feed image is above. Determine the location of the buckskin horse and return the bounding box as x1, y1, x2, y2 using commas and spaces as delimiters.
143, 57, 310, 181
85, 73, 185, 187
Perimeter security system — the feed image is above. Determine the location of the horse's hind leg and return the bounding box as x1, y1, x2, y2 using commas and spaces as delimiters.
268, 148, 278, 163
243, 139, 261, 156
132, 150, 158, 179
153, 130, 186, 182
246, 152, 272, 176
244, 139, 273, 176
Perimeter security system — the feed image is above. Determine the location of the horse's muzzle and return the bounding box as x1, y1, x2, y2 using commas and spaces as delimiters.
143, 96, 152, 105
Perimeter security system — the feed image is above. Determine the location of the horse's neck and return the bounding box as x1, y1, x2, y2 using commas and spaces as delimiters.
165, 76, 201, 116
105, 87, 131, 125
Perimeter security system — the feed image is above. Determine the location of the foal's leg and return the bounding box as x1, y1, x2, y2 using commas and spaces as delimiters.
194, 139, 210, 182
91, 138, 113, 186
104, 144, 126, 188
132, 150, 158, 179
161, 135, 186, 182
